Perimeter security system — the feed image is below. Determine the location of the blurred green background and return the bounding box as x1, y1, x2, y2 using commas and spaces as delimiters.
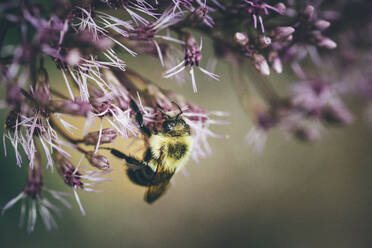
1, 53, 372, 248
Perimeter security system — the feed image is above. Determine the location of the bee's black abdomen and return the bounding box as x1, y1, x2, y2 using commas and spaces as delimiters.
127, 166, 155, 186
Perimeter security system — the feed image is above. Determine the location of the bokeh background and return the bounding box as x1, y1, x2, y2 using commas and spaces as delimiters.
1, 49, 372, 248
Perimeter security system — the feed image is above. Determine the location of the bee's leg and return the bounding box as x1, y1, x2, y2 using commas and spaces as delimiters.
110, 148, 146, 169
130, 99, 151, 137
152, 123, 159, 135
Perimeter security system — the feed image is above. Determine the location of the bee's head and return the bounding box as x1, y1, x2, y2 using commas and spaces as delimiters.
161, 102, 191, 136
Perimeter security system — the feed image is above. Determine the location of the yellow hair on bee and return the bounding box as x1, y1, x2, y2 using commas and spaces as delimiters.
148, 133, 193, 173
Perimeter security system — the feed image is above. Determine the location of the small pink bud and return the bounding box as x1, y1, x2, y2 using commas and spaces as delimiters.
303, 5, 315, 20
273, 26, 295, 40
317, 37, 337, 49
83, 128, 118, 145
275, 2, 286, 14
86, 152, 111, 170
269, 52, 283, 74
253, 54, 270, 76
234, 32, 249, 46
315, 20, 331, 30
258, 35, 271, 48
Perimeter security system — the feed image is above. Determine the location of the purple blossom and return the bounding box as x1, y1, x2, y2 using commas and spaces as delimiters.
0, 0, 368, 232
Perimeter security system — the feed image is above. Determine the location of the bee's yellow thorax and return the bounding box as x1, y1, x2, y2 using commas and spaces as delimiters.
148, 134, 193, 172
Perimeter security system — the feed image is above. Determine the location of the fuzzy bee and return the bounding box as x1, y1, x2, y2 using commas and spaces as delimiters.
109, 99, 193, 204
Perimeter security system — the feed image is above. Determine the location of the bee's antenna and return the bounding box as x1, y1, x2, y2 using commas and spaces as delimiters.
172, 101, 183, 119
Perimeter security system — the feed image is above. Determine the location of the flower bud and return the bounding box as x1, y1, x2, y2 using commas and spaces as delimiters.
49, 99, 92, 116
184, 36, 202, 66
314, 20, 331, 30
275, 2, 286, 14
86, 152, 111, 170
189, 6, 208, 24
5, 109, 19, 132
272, 26, 295, 40
285, 35, 293, 42
317, 37, 337, 49
258, 35, 271, 48
234, 32, 249, 46
268, 52, 283, 74
65, 48, 81, 66
24, 166, 43, 199
303, 5, 315, 20
83, 128, 118, 145
34, 72, 51, 107
321, 104, 353, 125
6, 84, 22, 107
253, 54, 270, 76
256, 111, 275, 130
293, 126, 320, 142
55, 152, 84, 189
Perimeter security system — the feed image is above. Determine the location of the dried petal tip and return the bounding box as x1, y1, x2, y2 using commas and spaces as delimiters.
86, 152, 111, 170
234, 32, 249, 46
83, 128, 118, 145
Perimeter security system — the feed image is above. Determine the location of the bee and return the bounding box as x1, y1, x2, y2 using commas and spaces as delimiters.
109, 99, 193, 204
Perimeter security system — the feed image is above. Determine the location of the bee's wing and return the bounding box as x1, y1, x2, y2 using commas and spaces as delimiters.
144, 166, 175, 204
144, 180, 171, 204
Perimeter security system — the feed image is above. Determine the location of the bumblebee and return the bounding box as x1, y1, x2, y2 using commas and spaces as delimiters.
110, 99, 193, 204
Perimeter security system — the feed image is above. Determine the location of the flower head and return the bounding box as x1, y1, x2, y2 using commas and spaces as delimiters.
164, 36, 219, 92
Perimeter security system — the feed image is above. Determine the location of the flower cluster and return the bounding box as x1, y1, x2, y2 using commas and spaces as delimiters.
0, 0, 371, 231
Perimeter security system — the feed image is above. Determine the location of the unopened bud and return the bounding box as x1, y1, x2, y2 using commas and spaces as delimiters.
253, 54, 270, 76
94, 37, 114, 51
322, 104, 353, 125
184, 35, 202, 67
34, 79, 51, 107
86, 152, 110, 170
317, 37, 337, 49
49, 99, 92, 116
268, 52, 283, 74
83, 128, 118, 145
66, 48, 81, 66
191, 6, 208, 23
303, 5, 315, 20
234, 32, 249, 46
6, 84, 22, 107
258, 35, 271, 48
314, 20, 331, 30
293, 126, 320, 142
275, 2, 286, 14
5, 109, 19, 132
272, 26, 295, 40
24, 165, 43, 199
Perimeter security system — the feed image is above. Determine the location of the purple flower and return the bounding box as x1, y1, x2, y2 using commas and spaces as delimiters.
163, 36, 219, 92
